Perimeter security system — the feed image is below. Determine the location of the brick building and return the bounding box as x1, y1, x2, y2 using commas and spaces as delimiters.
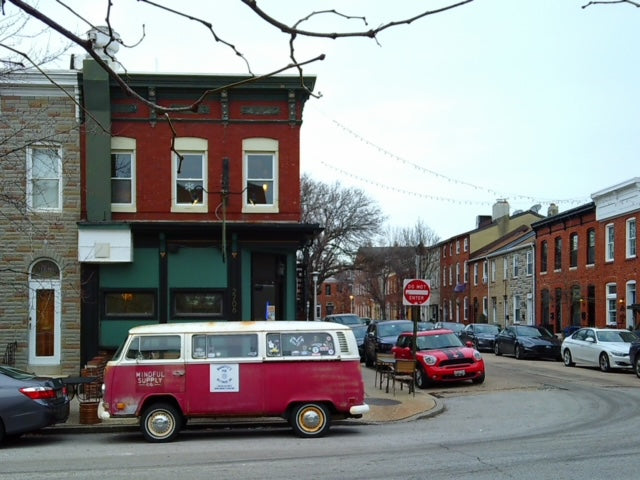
77, 59, 320, 362
534, 178, 639, 333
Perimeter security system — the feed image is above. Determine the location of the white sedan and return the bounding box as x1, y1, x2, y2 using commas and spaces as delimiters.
561, 327, 638, 372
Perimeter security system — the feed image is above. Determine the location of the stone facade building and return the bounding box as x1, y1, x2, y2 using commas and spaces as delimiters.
0, 71, 81, 375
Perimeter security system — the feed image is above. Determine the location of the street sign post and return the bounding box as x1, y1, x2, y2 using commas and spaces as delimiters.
403, 279, 431, 306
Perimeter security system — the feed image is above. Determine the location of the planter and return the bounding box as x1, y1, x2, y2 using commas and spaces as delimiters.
79, 401, 101, 425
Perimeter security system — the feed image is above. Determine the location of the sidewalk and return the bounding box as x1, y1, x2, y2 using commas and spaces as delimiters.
49, 364, 442, 433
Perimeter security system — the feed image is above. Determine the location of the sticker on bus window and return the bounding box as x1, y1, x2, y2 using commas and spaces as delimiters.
210, 364, 239, 392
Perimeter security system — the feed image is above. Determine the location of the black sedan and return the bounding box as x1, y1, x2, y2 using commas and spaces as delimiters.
459, 323, 500, 352
363, 320, 431, 367
351, 324, 367, 362
494, 324, 562, 360
0, 365, 70, 442
628, 340, 640, 377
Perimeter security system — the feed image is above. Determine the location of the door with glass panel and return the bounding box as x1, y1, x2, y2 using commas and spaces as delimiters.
28, 259, 61, 365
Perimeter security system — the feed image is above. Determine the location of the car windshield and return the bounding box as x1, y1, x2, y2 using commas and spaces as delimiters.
332, 315, 361, 325
596, 330, 638, 343
516, 326, 553, 338
0, 365, 36, 380
417, 333, 463, 350
440, 323, 464, 332
378, 322, 413, 337
475, 324, 499, 334
351, 325, 367, 340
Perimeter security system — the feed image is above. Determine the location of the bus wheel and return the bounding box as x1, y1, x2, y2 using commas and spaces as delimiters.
290, 403, 331, 438
141, 403, 182, 443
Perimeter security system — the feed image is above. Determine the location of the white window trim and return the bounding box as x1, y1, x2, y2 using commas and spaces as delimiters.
242, 138, 279, 214
606, 283, 617, 326
626, 218, 637, 259
512, 256, 519, 278
171, 138, 208, 213
111, 137, 136, 212
605, 223, 615, 262
26, 145, 63, 212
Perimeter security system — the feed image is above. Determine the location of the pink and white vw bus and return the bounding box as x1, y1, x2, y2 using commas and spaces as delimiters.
99, 321, 369, 442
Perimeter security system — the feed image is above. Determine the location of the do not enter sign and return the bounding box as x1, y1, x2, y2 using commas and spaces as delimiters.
403, 279, 431, 306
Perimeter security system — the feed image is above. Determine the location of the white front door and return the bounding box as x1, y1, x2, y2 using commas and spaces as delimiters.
28, 260, 61, 366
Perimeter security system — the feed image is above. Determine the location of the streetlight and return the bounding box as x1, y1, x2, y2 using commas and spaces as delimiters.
311, 271, 319, 321
349, 295, 354, 313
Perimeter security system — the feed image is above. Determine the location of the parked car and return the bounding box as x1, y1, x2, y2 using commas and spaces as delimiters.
0, 365, 70, 442
459, 323, 500, 352
392, 329, 485, 388
561, 328, 638, 372
351, 324, 367, 362
494, 324, 561, 360
363, 320, 431, 367
323, 313, 365, 326
434, 321, 466, 337
629, 340, 640, 377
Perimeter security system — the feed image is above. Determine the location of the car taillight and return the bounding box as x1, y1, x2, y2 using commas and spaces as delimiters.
19, 386, 58, 400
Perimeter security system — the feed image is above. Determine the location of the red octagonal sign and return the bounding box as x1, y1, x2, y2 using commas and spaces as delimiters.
403, 279, 431, 306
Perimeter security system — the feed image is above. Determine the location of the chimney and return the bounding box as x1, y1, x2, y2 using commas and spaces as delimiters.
86, 26, 120, 69
492, 199, 510, 221
547, 203, 559, 216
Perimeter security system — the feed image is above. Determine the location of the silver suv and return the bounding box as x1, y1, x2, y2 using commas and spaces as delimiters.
322, 314, 365, 326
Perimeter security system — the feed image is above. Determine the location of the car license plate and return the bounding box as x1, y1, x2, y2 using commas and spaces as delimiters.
454, 370, 466, 377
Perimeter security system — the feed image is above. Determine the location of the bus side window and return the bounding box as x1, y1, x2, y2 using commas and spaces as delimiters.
266, 333, 281, 356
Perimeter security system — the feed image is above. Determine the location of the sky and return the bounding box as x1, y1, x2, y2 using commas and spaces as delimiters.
18, 0, 640, 240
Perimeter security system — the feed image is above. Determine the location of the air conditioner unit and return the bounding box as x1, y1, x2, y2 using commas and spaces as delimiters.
482, 275, 488, 284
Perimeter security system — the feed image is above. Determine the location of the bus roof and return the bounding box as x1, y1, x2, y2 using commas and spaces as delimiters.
127, 321, 353, 335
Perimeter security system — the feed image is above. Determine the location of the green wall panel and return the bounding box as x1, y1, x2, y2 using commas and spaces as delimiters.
168, 247, 226, 288
100, 319, 158, 349
100, 248, 159, 287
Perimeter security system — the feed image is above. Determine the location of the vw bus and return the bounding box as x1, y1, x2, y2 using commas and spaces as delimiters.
99, 321, 369, 442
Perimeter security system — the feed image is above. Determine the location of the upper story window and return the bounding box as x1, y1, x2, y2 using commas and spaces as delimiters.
473, 263, 478, 285
512, 256, 519, 278
569, 233, 578, 268
455, 263, 460, 284
27, 145, 62, 211
442, 246, 446, 258
627, 218, 637, 259
464, 261, 469, 283
526, 250, 533, 276
463, 238, 468, 252
172, 138, 208, 213
605, 224, 615, 262
540, 240, 548, 273
587, 229, 596, 265
554, 237, 562, 270
243, 138, 278, 213
503, 257, 508, 279
111, 137, 136, 212
456, 240, 460, 254
325, 284, 332, 296
491, 260, 496, 282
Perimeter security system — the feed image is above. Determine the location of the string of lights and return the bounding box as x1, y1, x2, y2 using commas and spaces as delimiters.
314, 109, 591, 207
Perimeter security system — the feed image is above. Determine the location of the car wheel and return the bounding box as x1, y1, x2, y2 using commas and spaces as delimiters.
563, 349, 575, 367
140, 402, 182, 443
415, 366, 430, 389
599, 352, 611, 372
290, 403, 331, 438
635, 357, 640, 379
472, 373, 485, 384
515, 344, 524, 360
494, 342, 502, 356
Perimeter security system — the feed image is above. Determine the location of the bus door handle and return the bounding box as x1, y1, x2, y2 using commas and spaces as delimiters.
172, 370, 185, 377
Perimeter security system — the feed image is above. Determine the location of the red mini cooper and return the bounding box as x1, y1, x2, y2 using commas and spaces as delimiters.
392, 329, 485, 388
